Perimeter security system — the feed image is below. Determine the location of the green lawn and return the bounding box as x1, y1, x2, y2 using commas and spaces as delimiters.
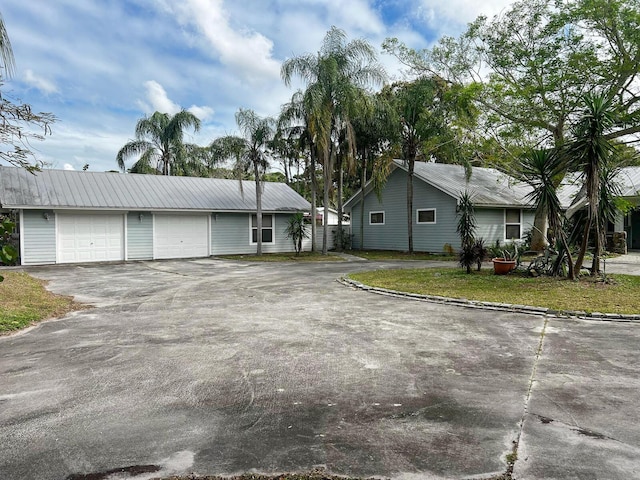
348, 268, 640, 315
0, 272, 84, 333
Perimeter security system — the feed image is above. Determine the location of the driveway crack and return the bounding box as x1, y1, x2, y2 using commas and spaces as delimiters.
506, 316, 549, 477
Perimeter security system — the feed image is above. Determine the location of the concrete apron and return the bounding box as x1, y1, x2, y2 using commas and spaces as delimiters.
0, 259, 639, 480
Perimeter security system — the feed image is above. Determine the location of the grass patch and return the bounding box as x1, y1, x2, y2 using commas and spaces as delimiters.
349, 268, 640, 315
345, 250, 458, 261
217, 252, 343, 262
0, 271, 84, 334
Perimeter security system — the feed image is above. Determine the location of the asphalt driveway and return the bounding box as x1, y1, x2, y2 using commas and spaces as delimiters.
1, 258, 639, 479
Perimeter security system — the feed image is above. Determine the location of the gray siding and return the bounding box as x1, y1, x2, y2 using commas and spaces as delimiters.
349, 169, 537, 253
211, 213, 302, 255
476, 208, 536, 247
127, 212, 153, 260
351, 169, 458, 252
22, 210, 56, 265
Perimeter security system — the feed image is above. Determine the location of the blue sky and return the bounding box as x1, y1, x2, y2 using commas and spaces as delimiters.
1, 0, 516, 173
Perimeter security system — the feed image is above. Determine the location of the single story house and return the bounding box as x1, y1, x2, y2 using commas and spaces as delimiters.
0, 167, 310, 265
345, 160, 640, 253
345, 160, 537, 252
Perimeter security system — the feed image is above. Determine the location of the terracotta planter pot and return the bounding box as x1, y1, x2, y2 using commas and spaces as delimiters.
492, 258, 516, 275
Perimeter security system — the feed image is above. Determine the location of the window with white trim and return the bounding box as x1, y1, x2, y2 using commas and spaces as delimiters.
251, 214, 274, 243
369, 211, 385, 225
416, 208, 436, 224
505, 209, 521, 240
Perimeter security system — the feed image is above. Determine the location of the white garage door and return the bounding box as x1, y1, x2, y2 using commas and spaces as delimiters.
57, 214, 124, 263
154, 214, 209, 259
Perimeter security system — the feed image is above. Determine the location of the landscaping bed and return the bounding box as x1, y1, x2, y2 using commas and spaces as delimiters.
348, 268, 640, 315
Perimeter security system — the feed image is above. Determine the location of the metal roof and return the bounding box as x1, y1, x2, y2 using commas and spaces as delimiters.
0, 167, 310, 212
345, 160, 640, 210
397, 160, 534, 207
616, 167, 640, 198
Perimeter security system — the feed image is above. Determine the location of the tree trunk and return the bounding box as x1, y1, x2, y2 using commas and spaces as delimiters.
591, 220, 604, 275
310, 148, 317, 253
407, 158, 415, 253
359, 147, 367, 250
254, 164, 262, 256
530, 207, 549, 251
336, 155, 344, 252
321, 146, 334, 255
573, 217, 592, 274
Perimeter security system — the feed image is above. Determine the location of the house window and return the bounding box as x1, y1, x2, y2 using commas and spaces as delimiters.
251, 214, 274, 243
369, 211, 385, 225
505, 209, 521, 240
416, 209, 436, 224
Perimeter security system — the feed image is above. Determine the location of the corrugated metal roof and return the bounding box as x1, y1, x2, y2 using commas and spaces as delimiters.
397, 160, 534, 207
0, 167, 310, 212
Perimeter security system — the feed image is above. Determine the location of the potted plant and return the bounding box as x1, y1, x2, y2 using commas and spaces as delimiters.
492, 242, 519, 275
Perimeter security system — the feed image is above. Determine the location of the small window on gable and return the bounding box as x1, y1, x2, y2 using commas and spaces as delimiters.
370, 211, 385, 225
505, 209, 521, 240
417, 209, 436, 224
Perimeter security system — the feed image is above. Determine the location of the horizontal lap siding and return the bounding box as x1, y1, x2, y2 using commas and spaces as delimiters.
360, 169, 409, 251
210, 213, 300, 255
352, 169, 458, 252
127, 212, 153, 260
22, 210, 56, 265
412, 178, 458, 252
475, 209, 505, 247
476, 208, 536, 246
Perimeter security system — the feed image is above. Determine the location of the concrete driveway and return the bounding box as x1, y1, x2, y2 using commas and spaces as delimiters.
1, 258, 639, 480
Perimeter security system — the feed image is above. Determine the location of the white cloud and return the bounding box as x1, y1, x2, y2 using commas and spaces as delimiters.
63, 163, 75, 170
167, 0, 281, 82
187, 105, 215, 122
23, 69, 58, 94
137, 80, 214, 121
139, 80, 181, 114
418, 0, 516, 32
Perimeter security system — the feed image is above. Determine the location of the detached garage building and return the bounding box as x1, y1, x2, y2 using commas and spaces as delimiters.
0, 167, 310, 265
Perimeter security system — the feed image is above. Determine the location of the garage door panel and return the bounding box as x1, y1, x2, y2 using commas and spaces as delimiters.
57, 214, 124, 263
154, 215, 209, 259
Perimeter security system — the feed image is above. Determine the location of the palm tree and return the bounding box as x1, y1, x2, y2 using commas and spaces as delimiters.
210, 108, 275, 255
566, 93, 616, 275
116, 110, 201, 175
278, 91, 319, 251
519, 148, 575, 279
281, 26, 386, 254
351, 91, 396, 249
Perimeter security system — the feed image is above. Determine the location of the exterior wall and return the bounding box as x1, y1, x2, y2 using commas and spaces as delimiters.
21, 209, 56, 265
127, 212, 153, 260
210, 212, 303, 255
350, 168, 458, 252
349, 169, 537, 253
476, 208, 535, 247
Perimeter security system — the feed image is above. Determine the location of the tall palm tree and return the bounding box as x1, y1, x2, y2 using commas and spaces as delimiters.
281, 26, 386, 254
566, 93, 616, 275
278, 91, 319, 251
116, 110, 201, 175
351, 91, 396, 249
210, 108, 275, 255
